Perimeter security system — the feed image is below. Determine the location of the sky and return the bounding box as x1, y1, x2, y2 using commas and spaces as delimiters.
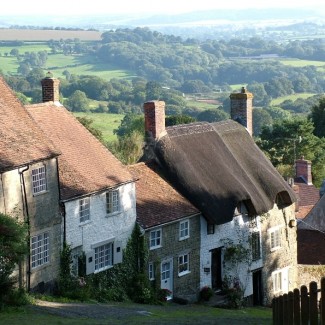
2, 0, 325, 16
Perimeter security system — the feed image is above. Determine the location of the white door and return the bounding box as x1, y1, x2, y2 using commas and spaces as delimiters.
161, 259, 173, 299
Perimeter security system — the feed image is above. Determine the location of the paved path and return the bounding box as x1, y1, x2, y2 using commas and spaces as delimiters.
30, 300, 271, 324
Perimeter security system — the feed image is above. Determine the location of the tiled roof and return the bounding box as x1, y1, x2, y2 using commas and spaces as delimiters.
297, 229, 325, 264
128, 161, 200, 229
294, 177, 320, 219
27, 102, 134, 201
0, 77, 60, 171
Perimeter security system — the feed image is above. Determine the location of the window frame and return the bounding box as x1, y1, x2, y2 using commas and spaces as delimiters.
31, 232, 49, 269
79, 197, 90, 223
149, 228, 162, 250
269, 226, 281, 251
148, 262, 155, 280
251, 231, 261, 261
94, 242, 113, 272
272, 270, 283, 294
106, 189, 120, 215
179, 219, 190, 240
178, 253, 190, 276
32, 165, 47, 195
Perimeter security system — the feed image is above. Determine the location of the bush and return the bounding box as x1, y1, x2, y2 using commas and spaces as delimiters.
199, 286, 213, 301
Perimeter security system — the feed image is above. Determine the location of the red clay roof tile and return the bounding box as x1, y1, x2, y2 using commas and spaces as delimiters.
27, 102, 133, 201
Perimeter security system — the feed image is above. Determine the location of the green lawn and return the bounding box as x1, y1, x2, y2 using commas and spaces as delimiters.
271, 93, 316, 106
0, 56, 18, 74
0, 304, 272, 325
72, 112, 124, 142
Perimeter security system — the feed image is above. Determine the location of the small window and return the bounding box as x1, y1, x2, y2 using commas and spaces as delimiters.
150, 229, 162, 249
179, 219, 189, 240
269, 227, 281, 251
251, 231, 261, 261
106, 190, 119, 214
79, 197, 90, 223
178, 253, 190, 276
207, 223, 215, 235
273, 271, 282, 293
148, 262, 155, 280
31, 232, 49, 268
94, 242, 113, 272
32, 166, 47, 194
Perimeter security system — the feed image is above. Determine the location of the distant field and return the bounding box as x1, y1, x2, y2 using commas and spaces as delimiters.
0, 56, 17, 74
0, 43, 51, 53
186, 99, 219, 110
230, 84, 247, 91
271, 93, 316, 105
72, 112, 124, 142
0, 29, 102, 41
279, 59, 325, 68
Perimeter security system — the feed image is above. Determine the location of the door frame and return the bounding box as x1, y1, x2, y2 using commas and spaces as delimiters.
160, 258, 173, 300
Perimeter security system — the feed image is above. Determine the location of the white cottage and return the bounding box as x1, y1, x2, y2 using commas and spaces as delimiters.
27, 77, 136, 276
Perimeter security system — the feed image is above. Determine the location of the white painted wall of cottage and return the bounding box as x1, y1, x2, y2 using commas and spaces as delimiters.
65, 182, 136, 254
200, 213, 263, 297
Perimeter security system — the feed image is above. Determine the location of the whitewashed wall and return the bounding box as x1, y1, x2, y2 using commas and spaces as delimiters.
65, 182, 136, 254
200, 213, 263, 297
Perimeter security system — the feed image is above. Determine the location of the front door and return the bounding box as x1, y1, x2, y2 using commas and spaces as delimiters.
211, 248, 222, 291
253, 270, 263, 305
161, 259, 173, 299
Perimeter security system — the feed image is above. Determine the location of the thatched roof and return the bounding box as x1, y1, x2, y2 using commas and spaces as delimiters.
153, 120, 296, 225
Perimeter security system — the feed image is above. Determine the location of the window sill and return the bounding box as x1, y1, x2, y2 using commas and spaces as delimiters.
150, 245, 161, 250
106, 211, 121, 217
178, 271, 191, 277
179, 236, 189, 241
270, 246, 281, 252
79, 220, 92, 227
94, 265, 113, 274
31, 262, 50, 272
33, 190, 49, 197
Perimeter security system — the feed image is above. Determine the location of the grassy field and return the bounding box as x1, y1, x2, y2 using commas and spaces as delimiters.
279, 58, 325, 68
271, 93, 316, 106
0, 29, 101, 41
0, 56, 18, 74
0, 43, 51, 54
73, 112, 124, 142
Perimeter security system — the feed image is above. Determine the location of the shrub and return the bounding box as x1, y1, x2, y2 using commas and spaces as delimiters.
199, 286, 213, 301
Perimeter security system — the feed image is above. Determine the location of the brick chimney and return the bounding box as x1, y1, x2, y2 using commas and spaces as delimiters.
41, 72, 60, 103
144, 101, 166, 140
295, 156, 312, 185
230, 87, 253, 136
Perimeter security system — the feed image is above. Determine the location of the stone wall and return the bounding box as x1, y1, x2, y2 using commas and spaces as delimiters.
147, 215, 201, 302
297, 264, 325, 288
261, 203, 298, 305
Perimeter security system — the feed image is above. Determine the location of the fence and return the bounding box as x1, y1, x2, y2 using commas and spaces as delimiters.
272, 277, 325, 324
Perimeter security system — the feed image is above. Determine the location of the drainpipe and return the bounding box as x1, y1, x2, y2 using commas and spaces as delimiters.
18, 165, 30, 292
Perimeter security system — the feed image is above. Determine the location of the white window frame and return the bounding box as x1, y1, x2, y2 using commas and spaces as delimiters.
31, 232, 49, 269
179, 219, 190, 240
79, 197, 90, 223
251, 231, 261, 261
32, 166, 47, 194
94, 242, 113, 272
106, 190, 120, 215
269, 226, 282, 251
150, 228, 162, 250
148, 262, 155, 280
178, 253, 190, 276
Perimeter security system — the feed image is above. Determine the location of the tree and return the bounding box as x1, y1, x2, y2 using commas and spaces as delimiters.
165, 115, 196, 126
252, 108, 273, 136
257, 117, 325, 186
197, 109, 229, 123
309, 97, 325, 138
0, 213, 27, 306
65, 90, 90, 112
76, 117, 103, 142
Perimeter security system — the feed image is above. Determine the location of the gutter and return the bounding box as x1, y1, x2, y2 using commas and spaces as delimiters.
18, 165, 30, 292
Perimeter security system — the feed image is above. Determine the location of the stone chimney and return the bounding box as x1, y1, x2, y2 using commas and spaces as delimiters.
41, 72, 60, 103
295, 156, 312, 185
143, 101, 166, 140
230, 87, 253, 136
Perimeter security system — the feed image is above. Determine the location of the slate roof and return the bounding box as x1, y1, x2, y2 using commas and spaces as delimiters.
152, 120, 296, 225
0, 77, 60, 172
294, 177, 320, 219
128, 161, 199, 229
27, 102, 134, 201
